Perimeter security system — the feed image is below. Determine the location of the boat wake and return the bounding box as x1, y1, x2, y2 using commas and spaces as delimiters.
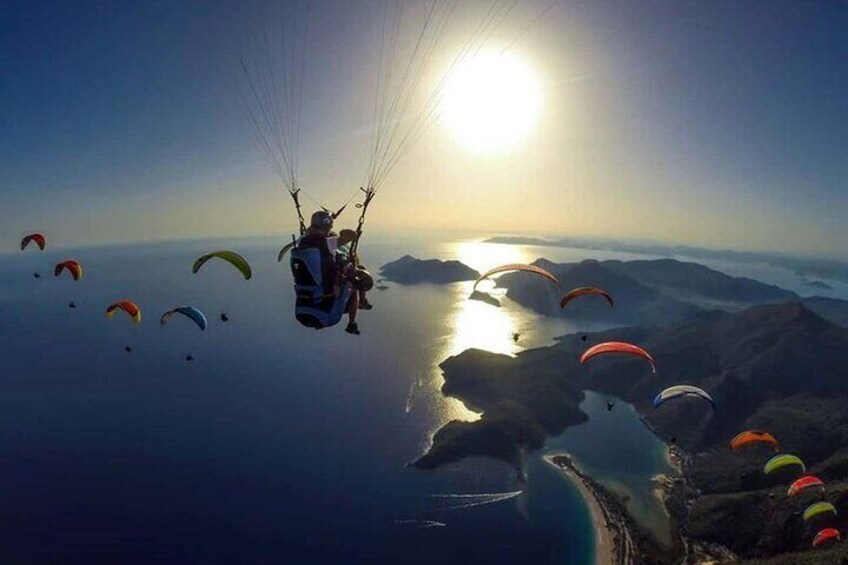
430, 490, 522, 512
405, 370, 422, 414
394, 519, 447, 529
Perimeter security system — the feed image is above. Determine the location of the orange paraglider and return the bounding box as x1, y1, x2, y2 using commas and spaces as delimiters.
729, 430, 780, 452
106, 300, 142, 324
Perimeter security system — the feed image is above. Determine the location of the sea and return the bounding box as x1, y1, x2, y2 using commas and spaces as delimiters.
1, 233, 843, 563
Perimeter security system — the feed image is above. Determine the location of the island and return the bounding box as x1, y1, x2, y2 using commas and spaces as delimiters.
379, 255, 479, 284
467, 290, 501, 307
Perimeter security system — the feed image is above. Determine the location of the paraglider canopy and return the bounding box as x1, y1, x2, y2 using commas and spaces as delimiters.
580, 341, 657, 373
278, 241, 296, 263
788, 475, 825, 497
473, 264, 560, 292
804, 501, 837, 522
653, 385, 715, 410
763, 453, 805, 476
160, 306, 208, 331
193, 251, 252, 280
54, 260, 83, 281
21, 233, 46, 251
106, 300, 142, 324
729, 430, 779, 452
560, 286, 614, 309
813, 527, 841, 548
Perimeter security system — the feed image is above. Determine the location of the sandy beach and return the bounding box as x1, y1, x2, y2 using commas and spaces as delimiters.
544, 455, 616, 565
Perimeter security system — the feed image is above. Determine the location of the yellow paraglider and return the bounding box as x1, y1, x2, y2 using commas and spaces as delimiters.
192, 251, 252, 280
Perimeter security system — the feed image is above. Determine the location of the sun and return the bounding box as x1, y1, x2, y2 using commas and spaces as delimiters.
441, 50, 543, 154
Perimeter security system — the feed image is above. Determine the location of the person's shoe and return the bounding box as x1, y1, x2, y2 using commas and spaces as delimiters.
345, 322, 360, 335
359, 299, 373, 310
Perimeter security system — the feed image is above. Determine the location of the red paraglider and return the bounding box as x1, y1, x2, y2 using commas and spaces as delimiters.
54, 260, 83, 281
21, 233, 46, 251
473, 264, 560, 291
788, 475, 825, 497
21, 232, 47, 251
813, 527, 840, 548
560, 287, 614, 309
580, 342, 656, 373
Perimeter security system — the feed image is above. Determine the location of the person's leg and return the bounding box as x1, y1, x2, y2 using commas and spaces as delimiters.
358, 288, 372, 310
345, 289, 360, 334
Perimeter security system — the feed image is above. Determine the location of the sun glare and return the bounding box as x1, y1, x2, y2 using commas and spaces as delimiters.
442, 50, 543, 154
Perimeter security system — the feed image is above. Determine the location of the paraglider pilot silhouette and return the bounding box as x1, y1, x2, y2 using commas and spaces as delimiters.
290, 210, 373, 335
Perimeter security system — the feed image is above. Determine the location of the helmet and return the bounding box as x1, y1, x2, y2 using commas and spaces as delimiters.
310, 210, 333, 231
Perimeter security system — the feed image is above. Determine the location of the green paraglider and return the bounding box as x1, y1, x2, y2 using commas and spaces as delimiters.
804, 502, 837, 522
192, 251, 252, 280
763, 454, 806, 475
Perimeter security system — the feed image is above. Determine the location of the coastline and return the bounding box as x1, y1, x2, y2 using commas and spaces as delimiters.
543, 454, 623, 565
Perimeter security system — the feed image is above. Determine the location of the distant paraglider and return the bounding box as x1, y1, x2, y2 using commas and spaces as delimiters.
804, 502, 837, 522
106, 300, 142, 324
473, 264, 560, 292
560, 286, 614, 309
21, 233, 46, 251
160, 306, 208, 331
729, 430, 780, 452
763, 454, 806, 476
54, 260, 83, 281
560, 287, 613, 344
653, 385, 716, 410
580, 341, 657, 373
192, 251, 252, 280
813, 527, 841, 548
788, 476, 825, 497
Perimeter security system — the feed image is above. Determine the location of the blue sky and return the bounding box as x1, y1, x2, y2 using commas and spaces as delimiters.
2, 0, 846, 258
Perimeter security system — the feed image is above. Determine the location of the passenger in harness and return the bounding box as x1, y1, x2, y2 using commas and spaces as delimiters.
290, 210, 373, 335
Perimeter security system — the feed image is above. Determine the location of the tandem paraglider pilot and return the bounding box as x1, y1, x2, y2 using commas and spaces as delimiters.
289, 210, 373, 335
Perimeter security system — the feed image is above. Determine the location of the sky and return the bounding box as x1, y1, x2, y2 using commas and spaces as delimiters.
1, 0, 847, 258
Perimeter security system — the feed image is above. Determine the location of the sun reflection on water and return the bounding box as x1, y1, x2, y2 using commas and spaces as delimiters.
421, 241, 539, 425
